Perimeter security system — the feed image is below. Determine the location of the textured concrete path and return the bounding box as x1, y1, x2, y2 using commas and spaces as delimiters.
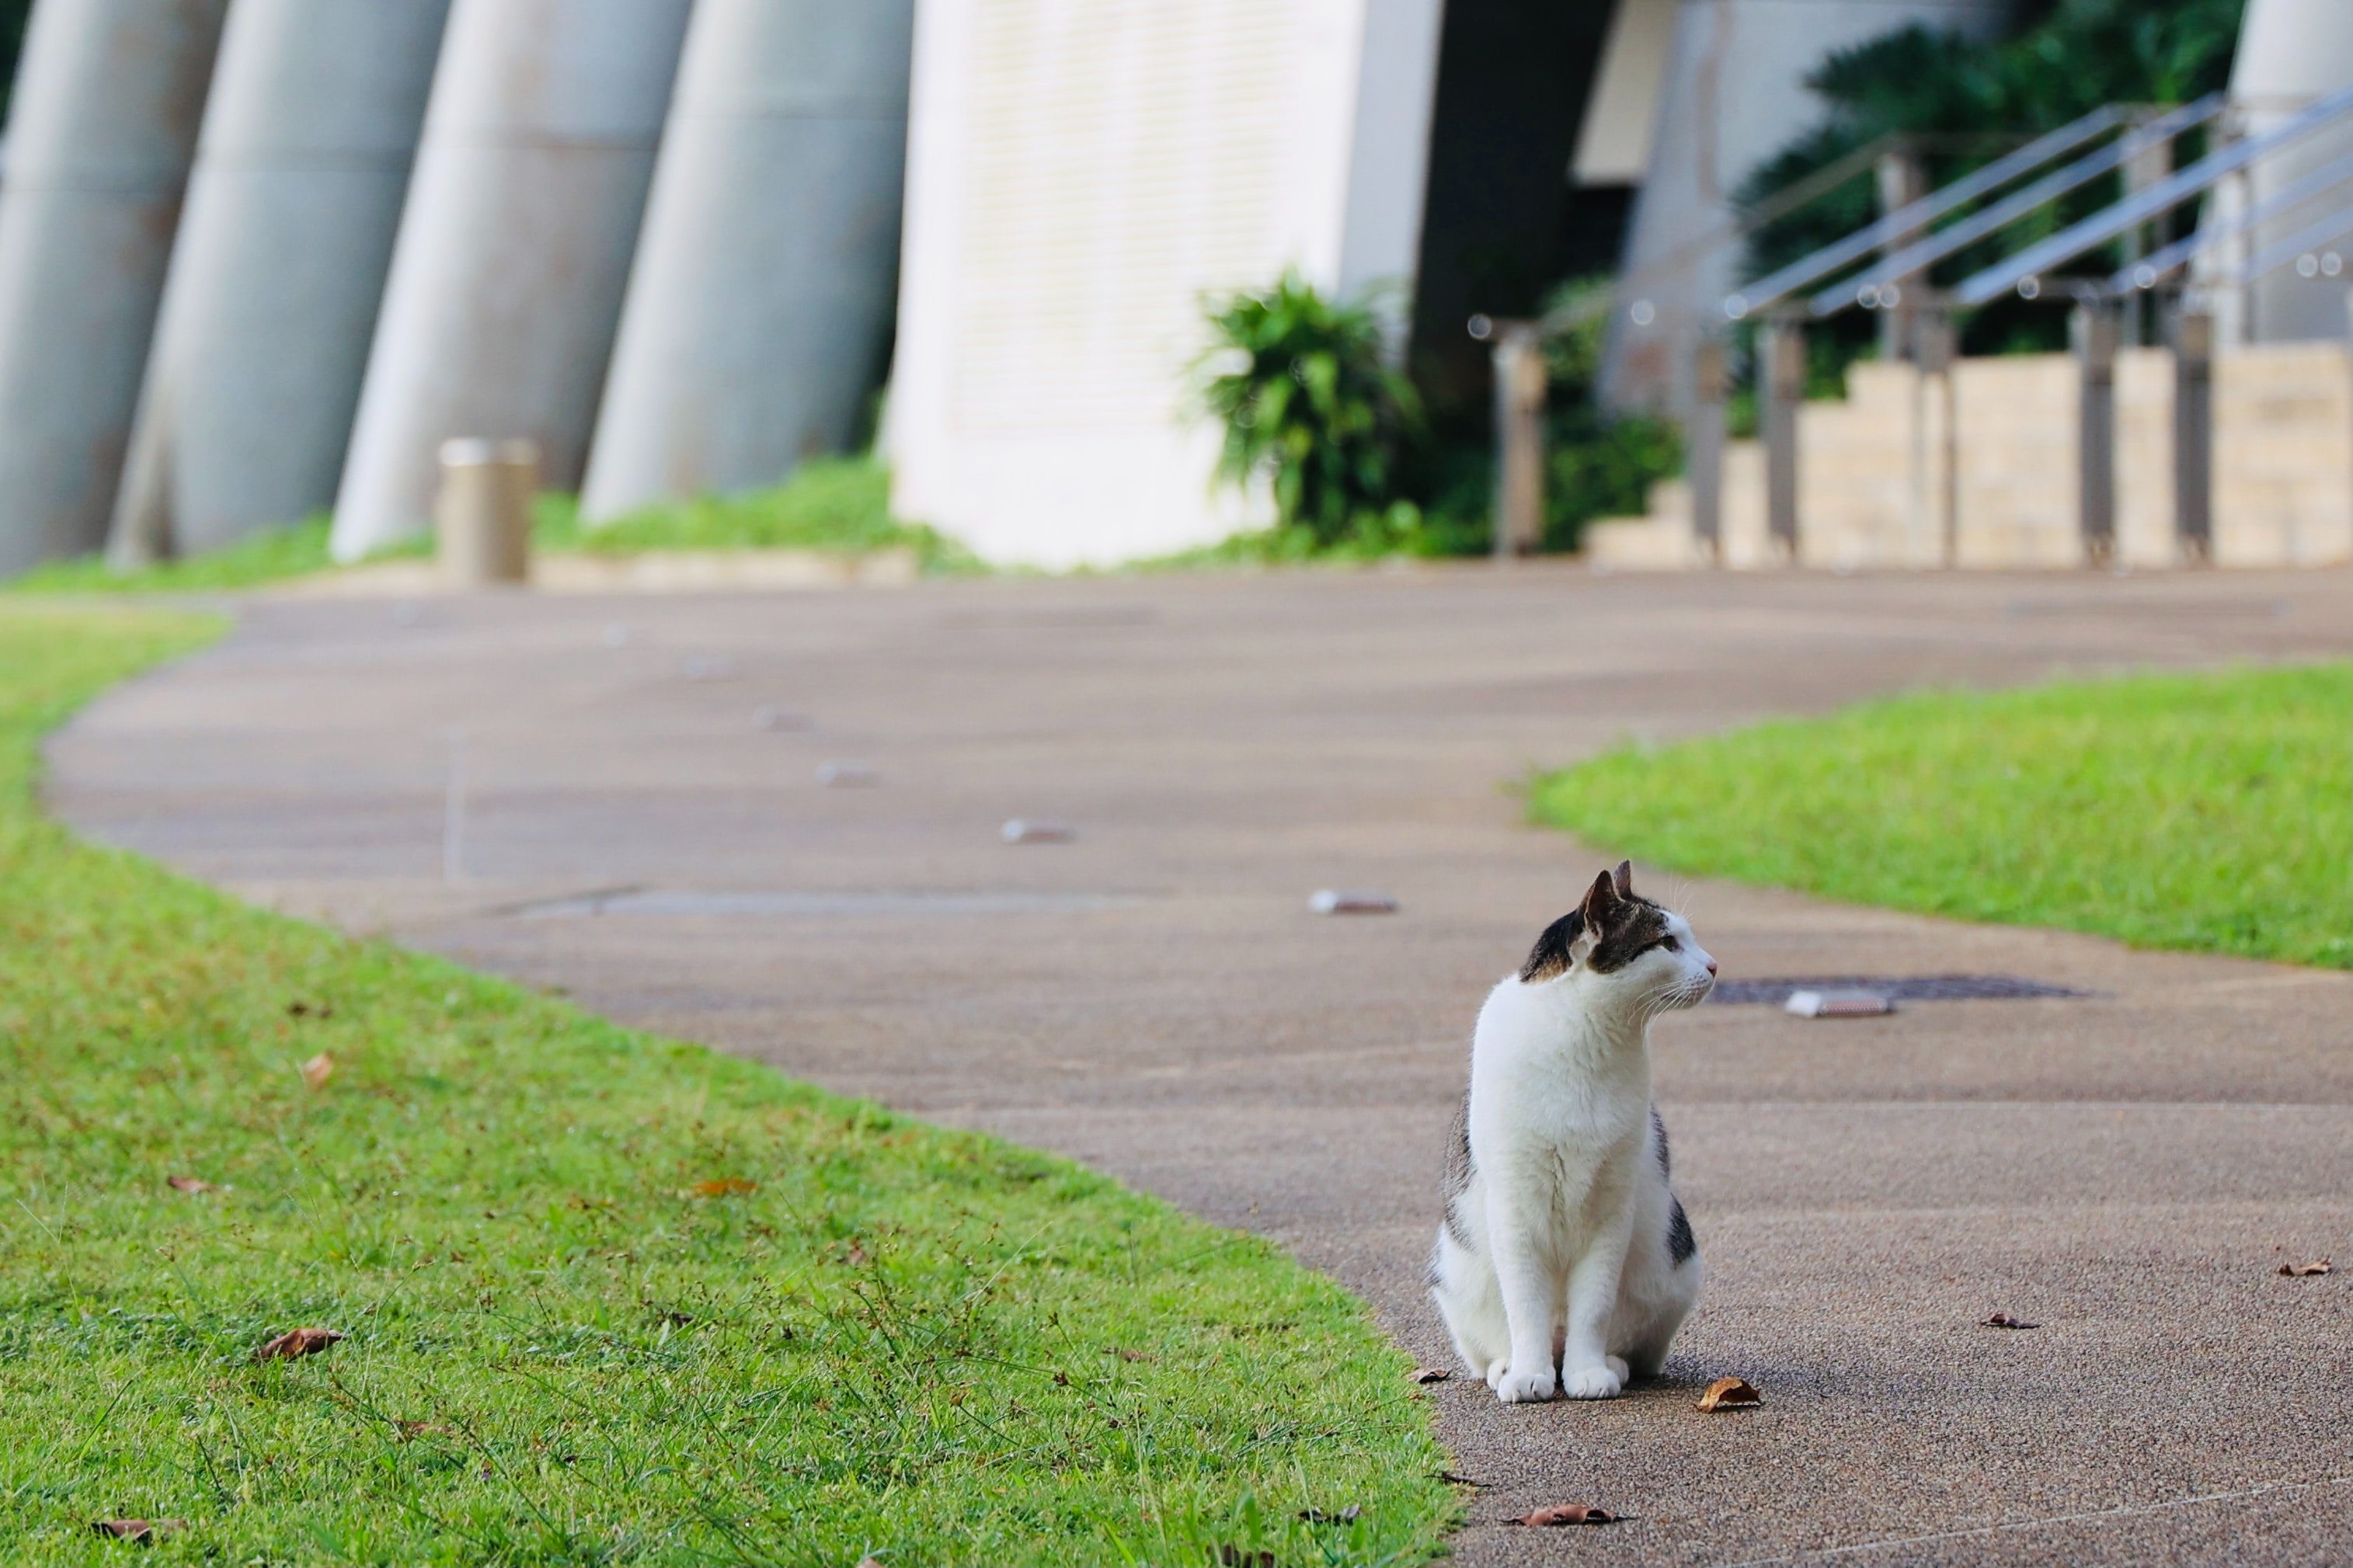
46, 567, 2353, 1565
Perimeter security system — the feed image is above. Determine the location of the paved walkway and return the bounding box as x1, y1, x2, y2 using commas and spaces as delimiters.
47, 566, 2353, 1565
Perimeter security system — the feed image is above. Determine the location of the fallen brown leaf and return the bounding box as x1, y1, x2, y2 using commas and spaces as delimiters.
300, 1052, 333, 1090
91, 1518, 186, 1542
690, 1177, 756, 1198
1982, 1313, 2040, 1330
165, 1175, 214, 1194
1506, 1504, 1619, 1526
1409, 1366, 1451, 1384
2279, 1260, 2333, 1277
1697, 1376, 1761, 1411
253, 1326, 343, 1362
1218, 1548, 1276, 1568
1298, 1505, 1363, 1524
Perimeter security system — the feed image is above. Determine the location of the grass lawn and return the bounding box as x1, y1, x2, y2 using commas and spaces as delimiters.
1531, 662, 2352, 970
0, 607, 1452, 1563
4, 460, 980, 595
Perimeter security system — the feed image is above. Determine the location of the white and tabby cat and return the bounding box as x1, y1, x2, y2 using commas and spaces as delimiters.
1430, 861, 1715, 1403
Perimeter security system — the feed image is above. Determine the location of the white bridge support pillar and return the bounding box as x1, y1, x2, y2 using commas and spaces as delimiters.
583, 0, 916, 523
0, 0, 228, 575
110, 0, 451, 567
329, 0, 693, 561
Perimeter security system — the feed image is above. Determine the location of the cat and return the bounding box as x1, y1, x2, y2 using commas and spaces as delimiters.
1429, 860, 1715, 1403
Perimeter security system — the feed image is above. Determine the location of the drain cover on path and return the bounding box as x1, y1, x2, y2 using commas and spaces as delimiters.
1708, 975, 2090, 1006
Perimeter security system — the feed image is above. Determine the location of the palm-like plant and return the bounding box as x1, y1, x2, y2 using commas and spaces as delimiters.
1199, 271, 1422, 550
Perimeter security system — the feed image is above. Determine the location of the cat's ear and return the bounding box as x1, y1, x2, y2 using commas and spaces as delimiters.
1580, 867, 1622, 930
1612, 860, 1634, 899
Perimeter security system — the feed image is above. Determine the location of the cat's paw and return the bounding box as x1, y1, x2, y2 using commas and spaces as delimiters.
1492, 1366, 1558, 1404
1561, 1362, 1624, 1399
1606, 1354, 1631, 1384
1483, 1358, 1512, 1392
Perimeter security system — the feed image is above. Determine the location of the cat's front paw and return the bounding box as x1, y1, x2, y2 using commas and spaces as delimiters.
1561, 1363, 1624, 1399
1492, 1365, 1557, 1403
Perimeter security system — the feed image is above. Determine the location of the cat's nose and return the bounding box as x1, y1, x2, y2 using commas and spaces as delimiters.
1704, 959, 1718, 976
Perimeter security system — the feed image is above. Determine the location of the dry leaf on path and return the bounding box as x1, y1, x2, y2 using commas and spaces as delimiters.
1697, 1376, 1761, 1411
300, 1052, 334, 1090
1409, 1366, 1451, 1384
165, 1175, 214, 1194
1982, 1313, 2040, 1330
254, 1326, 343, 1362
92, 1518, 186, 1542
1505, 1504, 1619, 1526
2279, 1260, 2333, 1277
690, 1177, 757, 1198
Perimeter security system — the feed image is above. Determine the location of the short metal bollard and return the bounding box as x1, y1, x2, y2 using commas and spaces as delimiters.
436, 437, 538, 588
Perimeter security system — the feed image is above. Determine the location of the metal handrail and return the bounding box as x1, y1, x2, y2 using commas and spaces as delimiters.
1725, 103, 2137, 319
1954, 83, 2353, 306
1805, 93, 2226, 318
2240, 203, 2353, 282
2107, 144, 2353, 290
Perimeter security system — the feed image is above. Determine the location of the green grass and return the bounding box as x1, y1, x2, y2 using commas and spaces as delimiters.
0, 607, 1452, 1563
5, 460, 984, 595
534, 460, 983, 575
2, 516, 368, 595
1530, 663, 2353, 970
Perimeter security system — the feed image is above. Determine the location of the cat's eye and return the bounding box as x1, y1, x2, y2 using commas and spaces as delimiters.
1660, 936, 1680, 953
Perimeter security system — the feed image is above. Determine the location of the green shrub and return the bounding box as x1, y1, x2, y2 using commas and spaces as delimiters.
1200, 271, 1425, 551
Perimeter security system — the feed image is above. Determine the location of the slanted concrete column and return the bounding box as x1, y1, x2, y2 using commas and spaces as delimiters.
329, 0, 693, 561
0, 0, 228, 575
110, 0, 451, 567
582, 0, 915, 522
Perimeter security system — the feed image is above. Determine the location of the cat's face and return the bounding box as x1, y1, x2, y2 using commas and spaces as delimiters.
1517, 860, 1717, 1012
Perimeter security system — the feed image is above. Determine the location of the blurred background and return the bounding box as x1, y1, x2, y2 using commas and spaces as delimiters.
0, 0, 2344, 588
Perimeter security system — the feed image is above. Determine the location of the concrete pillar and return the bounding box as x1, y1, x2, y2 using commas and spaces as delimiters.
2217, 0, 2353, 346
329, 0, 693, 561
109, 0, 451, 568
0, 0, 228, 576
582, 0, 914, 522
